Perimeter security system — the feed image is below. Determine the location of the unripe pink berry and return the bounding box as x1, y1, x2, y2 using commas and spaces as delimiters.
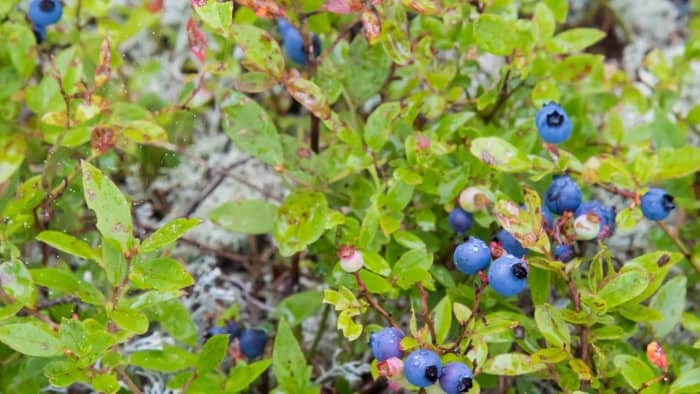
338, 246, 364, 273
458, 187, 490, 212
377, 357, 404, 378
574, 213, 600, 240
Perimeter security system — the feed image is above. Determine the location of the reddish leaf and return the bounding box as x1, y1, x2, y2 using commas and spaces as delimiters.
91, 127, 118, 154
146, 0, 163, 13
187, 19, 207, 62
362, 10, 381, 44
285, 76, 331, 120
322, 0, 363, 14
236, 0, 287, 18
93, 37, 111, 88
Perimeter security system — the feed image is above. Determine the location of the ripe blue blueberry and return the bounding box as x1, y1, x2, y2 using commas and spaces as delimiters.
32, 24, 46, 44
536, 102, 572, 144
28, 0, 63, 27
545, 174, 582, 215
488, 255, 528, 297
640, 188, 675, 221
554, 244, 575, 263
448, 208, 473, 234
404, 349, 442, 388
493, 229, 527, 258
369, 327, 404, 361
439, 362, 474, 394
575, 200, 616, 238
454, 237, 491, 275
277, 19, 322, 65
238, 328, 267, 360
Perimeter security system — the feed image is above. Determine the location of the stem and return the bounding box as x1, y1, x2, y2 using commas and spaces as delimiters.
657, 221, 700, 273
309, 304, 330, 359
595, 183, 639, 200
117, 366, 143, 394
416, 282, 437, 345
353, 272, 399, 328
310, 114, 319, 153
453, 275, 488, 352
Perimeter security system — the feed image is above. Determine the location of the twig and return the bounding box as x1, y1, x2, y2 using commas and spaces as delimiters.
181, 372, 198, 394
596, 183, 639, 200
309, 304, 330, 360
36, 296, 80, 309
636, 373, 668, 393
315, 16, 361, 64
657, 221, 700, 273
482, 68, 512, 123
353, 272, 399, 328
310, 115, 320, 153
453, 274, 488, 352
416, 282, 437, 345
117, 366, 143, 394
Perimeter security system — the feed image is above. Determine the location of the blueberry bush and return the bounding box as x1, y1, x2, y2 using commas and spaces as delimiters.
1, 0, 699, 393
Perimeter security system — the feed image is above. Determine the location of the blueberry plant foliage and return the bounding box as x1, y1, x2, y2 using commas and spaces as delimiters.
0, 0, 700, 393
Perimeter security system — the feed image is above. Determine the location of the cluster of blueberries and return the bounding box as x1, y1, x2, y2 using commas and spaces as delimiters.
370, 327, 473, 393
27, 0, 63, 43
276, 18, 322, 66
205, 320, 268, 360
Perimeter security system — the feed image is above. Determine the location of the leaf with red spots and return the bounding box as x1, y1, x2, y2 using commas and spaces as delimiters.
322, 0, 363, 14
231, 23, 285, 79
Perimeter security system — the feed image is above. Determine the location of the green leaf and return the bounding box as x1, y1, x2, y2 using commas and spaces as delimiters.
130, 257, 194, 291
618, 304, 664, 322
362, 252, 391, 277
470, 137, 531, 172
597, 267, 649, 309
381, 20, 411, 65
655, 146, 700, 181
221, 92, 284, 166
44, 360, 89, 387
110, 308, 149, 334
364, 102, 402, 151
209, 200, 277, 234
453, 302, 472, 325
529, 267, 550, 305
231, 23, 285, 79
670, 367, 700, 394
649, 276, 686, 338
225, 359, 272, 392
531, 347, 569, 364
197, 335, 229, 374
543, 0, 568, 22
392, 249, 433, 288
482, 353, 546, 376
273, 320, 319, 393
531, 79, 560, 106
6, 24, 37, 78
393, 230, 426, 250
102, 238, 127, 286
547, 28, 606, 54
193, 0, 232, 33
534, 304, 570, 349
613, 355, 658, 392
273, 189, 339, 256
0, 133, 26, 184
345, 35, 392, 104
122, 120, 168, 143
533, 3, 556, 40
433, 295, 452, 344
129, 346, 197, 372
0, 260, 36, 307
91, 373, 120, 394
285, 77, 331, 121
31, 268, 105, 305
140, 218, 200, 252
0, 322, 62, 357
149, 299, 198, 346
36, 231, 100, 261
82, 161, 133, 251
271, 291, 323, 327
474, 14, 517, 56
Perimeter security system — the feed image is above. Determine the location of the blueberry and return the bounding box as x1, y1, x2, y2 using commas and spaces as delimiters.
448, 208, 473, 234
404, 349, 442, 388
32, 24, 46, 44
575, 200, 616, 238
225, 320, 243, 338
641, 188, 675, 221
544, 174, 582, 215
206, 326, 229, 337
554, 244, 575, 263
454, 237, 491, 275
278, 19, 322, 65
439, 362, 474, 394
488, 255, 528, 297
493, 229, 527, 258
536, 102, 572, 144
28, 0, 63, 27
238, 328, 267, 360
369, 327, 404, 361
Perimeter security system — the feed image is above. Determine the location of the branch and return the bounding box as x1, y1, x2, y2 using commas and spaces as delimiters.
353, 272, 399, 328
657, 221, 700, 273
416, 282, 437, 345
453, 273, 489, 352
117, 366, 143, 394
